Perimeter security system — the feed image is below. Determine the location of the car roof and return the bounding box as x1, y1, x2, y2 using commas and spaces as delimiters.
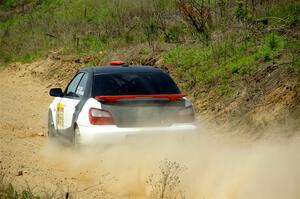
79, 65, 164, 74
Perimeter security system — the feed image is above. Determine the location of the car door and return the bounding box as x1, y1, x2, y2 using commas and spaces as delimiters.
57, 73, 88, 133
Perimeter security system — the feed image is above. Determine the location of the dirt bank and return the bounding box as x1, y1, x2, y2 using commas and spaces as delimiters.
0, 61, 299, 198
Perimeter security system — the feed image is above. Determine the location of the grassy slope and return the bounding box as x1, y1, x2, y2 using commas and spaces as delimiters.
0, 0, 299, 126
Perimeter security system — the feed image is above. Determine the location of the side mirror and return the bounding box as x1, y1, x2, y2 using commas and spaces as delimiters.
49, 88, 63, 97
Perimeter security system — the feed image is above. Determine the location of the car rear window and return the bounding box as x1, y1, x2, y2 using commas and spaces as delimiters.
93, 72, 180, 96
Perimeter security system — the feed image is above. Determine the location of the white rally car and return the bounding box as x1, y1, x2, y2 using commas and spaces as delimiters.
48, 61, 197, 147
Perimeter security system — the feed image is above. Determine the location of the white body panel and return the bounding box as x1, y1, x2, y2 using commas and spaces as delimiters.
49, 97, 61, 129
49, 97, 80, 130
77, 98, 197, 145
49, 97, 197, 145
77, 123, 197, 145
59, 98, 80, 129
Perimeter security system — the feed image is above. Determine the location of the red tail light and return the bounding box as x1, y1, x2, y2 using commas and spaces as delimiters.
176, 106, 195, 123
89, 108, 114, 125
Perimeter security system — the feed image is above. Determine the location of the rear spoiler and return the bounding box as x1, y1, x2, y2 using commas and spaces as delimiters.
95, 94, 187, 102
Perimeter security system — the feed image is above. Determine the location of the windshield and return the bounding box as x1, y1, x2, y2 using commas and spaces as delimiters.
93, 72, 180, 96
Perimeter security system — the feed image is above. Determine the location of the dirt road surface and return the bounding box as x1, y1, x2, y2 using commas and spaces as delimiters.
0, 65, 118, 198
0, 63, 300, 199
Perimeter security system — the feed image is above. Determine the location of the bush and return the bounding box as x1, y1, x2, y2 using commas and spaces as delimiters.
217, 84, 233, 96
268, 2, 300, 26
19, 52, 40, 63
163, 30, 288, 95
0, 0, 180, 62
266, 33, 284, 51
0, 169, 41, 199
79, 35, 105, 53
146, 159, 186, 199
2, 0, 17, 8
234, 0, 247, 21
260, 33, 285, 61
160, 26, 181, 43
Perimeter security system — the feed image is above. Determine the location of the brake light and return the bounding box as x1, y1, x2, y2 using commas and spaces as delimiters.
110, 61, 125, 65
176, 106, 195, 123
89, 108, 114, 125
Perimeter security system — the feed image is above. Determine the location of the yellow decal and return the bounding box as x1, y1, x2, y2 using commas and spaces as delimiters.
56, 103, 64, 128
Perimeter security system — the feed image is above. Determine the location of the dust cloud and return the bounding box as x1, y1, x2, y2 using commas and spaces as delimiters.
41, 124, 300, 199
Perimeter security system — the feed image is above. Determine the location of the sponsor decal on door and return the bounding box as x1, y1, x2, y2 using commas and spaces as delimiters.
56, 103, 64, 129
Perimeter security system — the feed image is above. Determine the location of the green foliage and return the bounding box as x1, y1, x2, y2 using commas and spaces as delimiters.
163, 30, 289, 95
268, 2, 300, 26
260, 33, 285, 61
2, 0, 17, 8
146, 18, 160, 37
285, 37, 300, 50
87, 60, 97, 67
0, 0, 182, 62
286, 38, 300, 75
20, 190, 41, 199
217, 84, 233, 96
78, 35, 105, 54
265, 33, 284, 51
160, 26, 182, 43
2, 54, 12, 63
0, 167, 71, 198
0, 171, 41, 199
296, 58, 300, 75
219, 0, 227, 15
1, 0, 38, 9
18, 52, 40, 63
139, 48, 151, 55
0, 0, 293, 64
262, 50, 271, 62
234, 0, 247, 21
144, 16, 161, 51
0, 0, 298, 101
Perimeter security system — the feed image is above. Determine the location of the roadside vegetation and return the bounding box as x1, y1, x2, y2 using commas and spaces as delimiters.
0, 0, 299, 92
147, 159, 186, 199
0, 168, 41, 199
0, 0, 299, 124
1, 159, 185, 199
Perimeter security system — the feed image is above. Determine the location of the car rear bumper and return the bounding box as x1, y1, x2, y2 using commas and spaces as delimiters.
77, 123, 198, 145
